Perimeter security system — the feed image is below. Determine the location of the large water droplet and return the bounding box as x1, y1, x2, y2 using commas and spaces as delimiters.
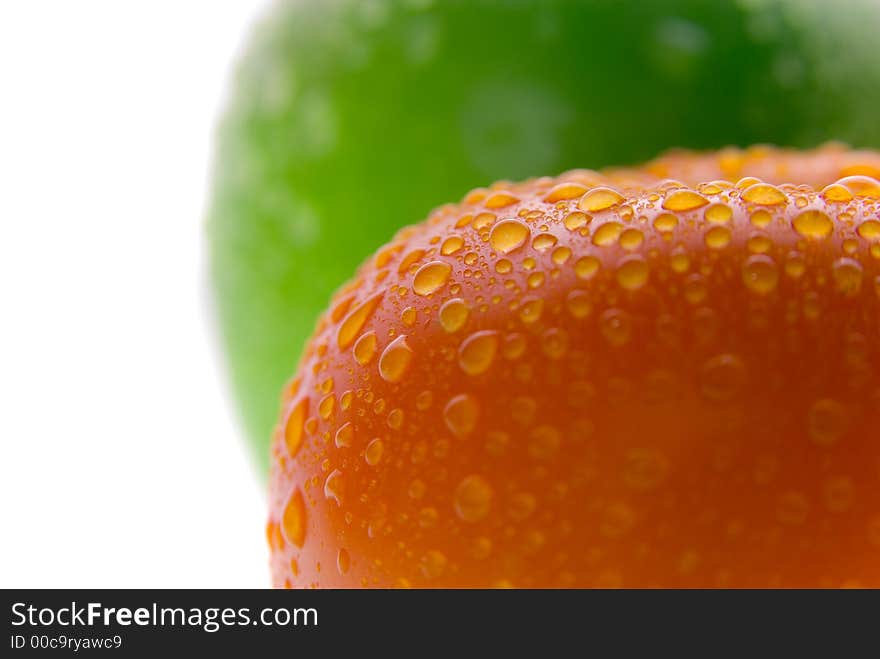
518, 297, 544, 324
619, 228, 644, 250
832, 257, 864, 296
662, 189, 708, 211
336, 548, 351, 575
484, 191, 519, 209
281, 488, 306, 548
616, 256, 650, 291
401, 306, 417, 326
574, 255, 600, 280
750, 209, 772, 227
439, 298, 470, 333
387, 408, 404, 429
454, 475, 493, 522
741, 254, 779, 295
413, 261, 452, 295
419, 550, 447, 579
683, 273, 707, 304
704, 203, 732, 224
600, 308, 632, 346
742, 183, 786, 205
324, 469, 344, 505
579, 186, 624, 212
444, 394, 479, 437
541, 327, 569, 359
335, 422, 354, 448
495, 258, 512, 274
532, 232, 557, 252
365, 438, 384, 466
653, 213, 678, 232
592, 222, 623, 246
502, 333, 527, 359
318, 394, 335, 420
458, 330, 499, 376
670, 247, 690, 273
704, 225, 731, 249
353, 330, 378, 365
489, 219, 530, 254
747, 234, 773, 254
837, 175, 880, 198
283, 397, 309, 458
545, 182, 587, 202
792, 210, 833, 239
379, 335, 414, 383
440, 235, 464, 256
565, 290, 592, 318
552, 246, 572, 265
821, 183, 853, 203
857, 220, 880, 242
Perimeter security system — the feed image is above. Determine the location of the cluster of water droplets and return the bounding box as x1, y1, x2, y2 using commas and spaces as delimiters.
268, 149, 880, 587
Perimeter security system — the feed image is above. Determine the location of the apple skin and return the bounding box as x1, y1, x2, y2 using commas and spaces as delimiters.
207, 0, 880, 470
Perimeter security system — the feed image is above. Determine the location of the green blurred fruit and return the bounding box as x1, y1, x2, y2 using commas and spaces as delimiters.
208, 0, 880, 471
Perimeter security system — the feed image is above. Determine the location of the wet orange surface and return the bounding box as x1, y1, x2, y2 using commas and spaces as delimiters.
267, 144, 880, 587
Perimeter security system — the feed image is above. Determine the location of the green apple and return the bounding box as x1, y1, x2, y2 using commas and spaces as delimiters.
208, 0, 880, 471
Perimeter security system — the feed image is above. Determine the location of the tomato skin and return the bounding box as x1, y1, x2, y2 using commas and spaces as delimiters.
268, 145, 880, 588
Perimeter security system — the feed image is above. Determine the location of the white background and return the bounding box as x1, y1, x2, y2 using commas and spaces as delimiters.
0, 1, 273, 587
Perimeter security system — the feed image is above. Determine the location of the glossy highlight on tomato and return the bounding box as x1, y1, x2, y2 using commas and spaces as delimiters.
267, 144, 880, 588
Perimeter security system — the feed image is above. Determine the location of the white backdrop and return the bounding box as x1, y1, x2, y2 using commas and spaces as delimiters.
0, 1, 273, 587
